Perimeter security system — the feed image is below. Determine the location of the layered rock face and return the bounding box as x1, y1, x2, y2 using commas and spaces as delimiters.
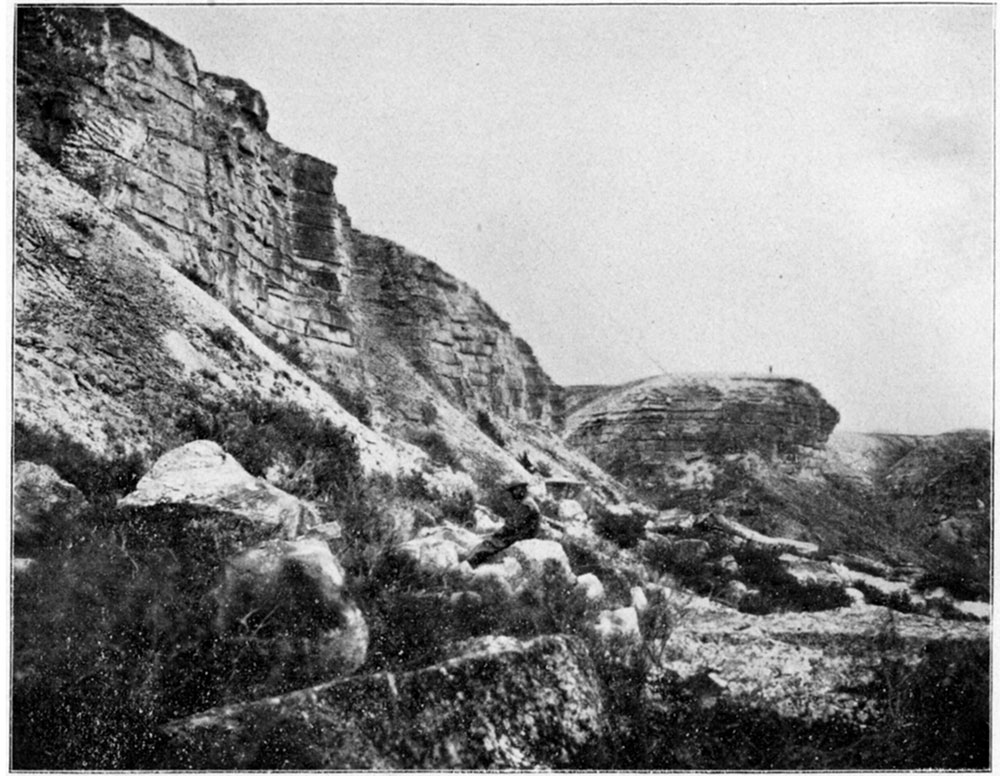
16, 6, 561, 426
564, 374, 839, 472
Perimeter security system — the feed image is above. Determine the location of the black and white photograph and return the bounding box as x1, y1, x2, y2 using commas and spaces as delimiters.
11, 2, 993, 769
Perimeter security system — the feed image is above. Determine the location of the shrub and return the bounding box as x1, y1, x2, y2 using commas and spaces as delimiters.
352, 548, 503, 671
182, 395, 363, 506
205, 324, 241, 353
641, 538, 726, 598
419, 401, 438, 426
407, 429, 464, 471
584, 584, 689, 769
594, 504, 646, 549
440, 489, 476, 526
874, 639, 989, 768
733, 544, 852, 613
475, 410, 506, 448
11, 506, 274, 769
323, 375, 373, 427
915, 566, 990, 602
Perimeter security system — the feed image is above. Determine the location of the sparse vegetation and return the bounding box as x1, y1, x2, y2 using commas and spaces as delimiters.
205, 323, 241, 353
407, 428, 464, 471
323, 374, 373, 427
733, 544, 853, 613
593, 504, 646, 549
476, 409, 507, 448
419, 400, 438, 425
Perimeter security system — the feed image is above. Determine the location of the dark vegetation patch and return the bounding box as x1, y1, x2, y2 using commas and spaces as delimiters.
172, 393, 363, 505
641, 535, 852, 613
406, 428, 464, 471
12, 504, 278, 769
476, 409, 506, 448
731, 545, 853, 613
915, 566, 990, 602
178, 264, 217, 297
593, 504, 646, 549
14, 421, 145, 509
618, 629, 989, 770
204, 323, 241, 353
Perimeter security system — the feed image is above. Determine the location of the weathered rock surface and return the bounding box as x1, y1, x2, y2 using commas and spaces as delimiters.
497, 539, 575, 589
14, 460, 88, 550
16, 6, 563, 430
564, 374, 839, 472
14, 136, 421, 474
119, 440, 318, 538
160, 634, 604, 769
212, 537, 368, 691
657, 596, 989, 723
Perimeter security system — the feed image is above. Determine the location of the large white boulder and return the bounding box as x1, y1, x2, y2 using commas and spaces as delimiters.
399, 535, 462, 572
119, 440, 318, 538
576, 573, 605, 602
212, 537, 368, 690
557, 499, 587, 522
498, 539, 575, 591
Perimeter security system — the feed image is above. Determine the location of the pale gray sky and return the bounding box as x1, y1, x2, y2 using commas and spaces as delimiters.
127, 4, 993, 435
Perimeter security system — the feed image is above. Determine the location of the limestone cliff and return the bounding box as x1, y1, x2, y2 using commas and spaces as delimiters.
564, 373, 840, 473
16, 6, 562, 430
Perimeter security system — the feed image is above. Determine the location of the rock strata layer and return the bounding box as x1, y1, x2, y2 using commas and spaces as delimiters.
564, 374, 840, 472
16, 6, 562, 427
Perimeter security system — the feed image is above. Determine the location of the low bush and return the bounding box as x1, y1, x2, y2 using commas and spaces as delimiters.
476, 409, 506, 448
353, 548, 505, 671
733, 544, 852, 613
440, 489, 476, 526
322, 375, 373, 427
594, 505, 646, 549
204, 324, 241, 353
176, 395, 364, 506
406, 429, 464, 471
640, 534, 732, 597
915, 566, 990, 602
11, 506, 274, 769
419, 401, 438, 426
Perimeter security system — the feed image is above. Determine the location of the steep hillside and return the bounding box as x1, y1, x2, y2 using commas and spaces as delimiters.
14, 137, 415, 474
14, 5, 619, 498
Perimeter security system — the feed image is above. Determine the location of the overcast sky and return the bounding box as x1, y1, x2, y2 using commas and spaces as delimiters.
126, 4, 993, 435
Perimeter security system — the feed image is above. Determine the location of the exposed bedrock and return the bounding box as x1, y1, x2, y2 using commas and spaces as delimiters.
564, 374, 840, 473
16, 6, 562, 426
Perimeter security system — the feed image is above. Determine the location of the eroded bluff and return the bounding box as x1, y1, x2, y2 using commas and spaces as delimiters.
16, 6, 562, 427
564, 374, 840, 473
